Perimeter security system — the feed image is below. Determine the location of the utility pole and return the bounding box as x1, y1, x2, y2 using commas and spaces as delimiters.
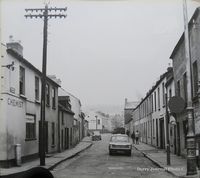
95, 115, 98, 130
182, 0, 197, 175
25, 4, 67, 166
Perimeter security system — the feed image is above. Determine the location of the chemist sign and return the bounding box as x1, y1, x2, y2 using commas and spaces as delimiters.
7, 98, 23, 108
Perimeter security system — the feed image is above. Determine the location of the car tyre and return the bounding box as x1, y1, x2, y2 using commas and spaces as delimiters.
127, 150, 131, 156
109, 150, 113, 155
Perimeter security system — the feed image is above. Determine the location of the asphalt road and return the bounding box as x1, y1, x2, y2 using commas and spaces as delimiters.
51, 134, 176, 178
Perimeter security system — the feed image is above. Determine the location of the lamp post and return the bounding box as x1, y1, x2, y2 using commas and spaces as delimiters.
182, 0, 197, 175
95, 115, 98, 130
165, 93, 170, 165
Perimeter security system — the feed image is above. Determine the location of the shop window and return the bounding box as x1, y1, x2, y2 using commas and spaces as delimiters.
26, 114, 36, 140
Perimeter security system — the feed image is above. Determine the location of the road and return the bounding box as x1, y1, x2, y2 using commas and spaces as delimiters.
51, 134, 176, 178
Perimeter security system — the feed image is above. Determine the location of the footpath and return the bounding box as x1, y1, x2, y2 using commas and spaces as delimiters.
0, 136, 92, 178
133, 142, 200, 178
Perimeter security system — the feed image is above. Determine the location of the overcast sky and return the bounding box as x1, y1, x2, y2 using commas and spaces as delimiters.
1, 0, 200, 106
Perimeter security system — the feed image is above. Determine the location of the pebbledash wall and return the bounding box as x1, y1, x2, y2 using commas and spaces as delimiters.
0, 42, 59, 167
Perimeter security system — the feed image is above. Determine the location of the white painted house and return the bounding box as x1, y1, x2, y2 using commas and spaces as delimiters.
0, 42, 60, 167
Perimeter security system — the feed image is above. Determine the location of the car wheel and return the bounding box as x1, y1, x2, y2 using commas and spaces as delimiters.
109, 150, 113, 155
127, 150, 131, 156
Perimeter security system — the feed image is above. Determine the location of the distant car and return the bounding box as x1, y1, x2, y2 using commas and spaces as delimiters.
109, 134, 132, 156
92, 130, 101, 141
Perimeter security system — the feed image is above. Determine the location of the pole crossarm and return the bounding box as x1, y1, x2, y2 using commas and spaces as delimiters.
25, 7, 67, 12
25, 14, 67, 19
25, 6, 67, 19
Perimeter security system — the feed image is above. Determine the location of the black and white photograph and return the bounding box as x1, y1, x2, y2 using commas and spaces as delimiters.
1, 0, 200, 177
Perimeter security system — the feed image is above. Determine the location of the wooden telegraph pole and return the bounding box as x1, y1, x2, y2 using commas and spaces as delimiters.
25, 5, 67, 166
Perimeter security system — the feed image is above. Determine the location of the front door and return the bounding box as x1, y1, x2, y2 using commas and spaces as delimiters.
159, 118, 165, 149
177, 122, 181, 156
156, 119, 158, 147
45, 121, 48, 153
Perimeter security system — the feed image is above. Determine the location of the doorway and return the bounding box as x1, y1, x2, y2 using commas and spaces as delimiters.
159, 118, 165, 149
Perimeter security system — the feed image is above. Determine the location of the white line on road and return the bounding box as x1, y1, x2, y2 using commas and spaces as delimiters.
108, 167, 124, 170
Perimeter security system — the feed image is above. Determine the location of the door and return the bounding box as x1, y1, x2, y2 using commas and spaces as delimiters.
61, 130, 64, 150
64, 128, 67, 149
177, 122, 181, 156
66, 128, 69, 149
174, 125, 177, 154
45, 121, 48, 153
156, 119, 158, 147
159, 118, 165, 149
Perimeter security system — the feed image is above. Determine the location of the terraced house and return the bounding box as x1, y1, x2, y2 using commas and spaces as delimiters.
125, 68, 173, 149
0, 41, 60, 167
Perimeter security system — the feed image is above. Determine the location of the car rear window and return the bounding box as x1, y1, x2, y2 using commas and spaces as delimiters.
111, 136, 128, 142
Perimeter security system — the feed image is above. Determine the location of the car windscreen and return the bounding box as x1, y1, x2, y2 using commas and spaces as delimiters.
111, 136, 128, 142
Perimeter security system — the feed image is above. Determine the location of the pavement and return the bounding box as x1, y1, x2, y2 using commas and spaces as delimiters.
133, 141, 200, 178
0, 136, 92, 178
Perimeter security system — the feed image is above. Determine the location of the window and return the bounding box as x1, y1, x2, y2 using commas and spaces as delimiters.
151, 94, 153, 112
46, 83, 50, 106
26, 114, 36, 140
153, 119, 155, 137
177, 80, 181, 97
154, 91, 156, 111
158, 87, 160, 110
19, 66, 25, 95
52, 87, 56, 108
35, 76, 39, 101
52, 122, 55, 145
193, 61, 198, 96
169, 89, 172, 98
183, 120, 188, 148
98, 119, 100, 124
183, 73, 187, 102
162, 82, 165, 106
62, 112, 64, 125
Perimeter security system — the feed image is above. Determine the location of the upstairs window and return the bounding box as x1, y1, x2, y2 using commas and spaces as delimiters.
177, 80, 181, 97
154, 91, 156, 111
183, 72, 187, 102
19, 66, 25, 95
46, 83, 50, 106
193, 61, 198, 97
162, 82, 165, 107
35, 76, 39, 101
52, 87, 56, 109
158, 87, 160, 110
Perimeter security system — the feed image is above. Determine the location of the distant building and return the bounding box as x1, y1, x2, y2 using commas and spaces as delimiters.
58, 88, 84, 144
58, 96, 74, 152
124, 99, 139, 134
85, 110, 112, 133
0, 42, 60, 167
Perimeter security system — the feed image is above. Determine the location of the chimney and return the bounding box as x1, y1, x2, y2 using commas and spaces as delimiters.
48, 75, 62, 86
6, 36, 23, 57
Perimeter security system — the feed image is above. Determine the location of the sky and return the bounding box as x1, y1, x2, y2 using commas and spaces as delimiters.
1, 0, 200, 107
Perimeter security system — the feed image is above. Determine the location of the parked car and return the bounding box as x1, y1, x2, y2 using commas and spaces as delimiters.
92, 130, 101, 141
109, 134, 132, 156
